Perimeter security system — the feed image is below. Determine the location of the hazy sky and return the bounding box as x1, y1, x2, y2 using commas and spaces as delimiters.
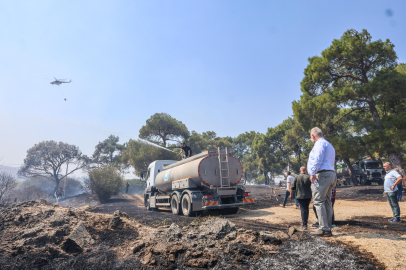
1, 1, 405, 173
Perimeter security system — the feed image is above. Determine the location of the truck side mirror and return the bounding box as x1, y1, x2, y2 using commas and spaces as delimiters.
140, 172, 144, 179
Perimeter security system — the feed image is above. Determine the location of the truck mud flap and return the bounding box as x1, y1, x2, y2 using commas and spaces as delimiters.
180, 190, 204, 212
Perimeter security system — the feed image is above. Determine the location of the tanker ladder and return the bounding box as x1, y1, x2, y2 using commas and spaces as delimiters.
218, 147, 230, 187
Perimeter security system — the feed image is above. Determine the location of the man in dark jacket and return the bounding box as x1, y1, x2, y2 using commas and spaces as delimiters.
291, 166, 312, 230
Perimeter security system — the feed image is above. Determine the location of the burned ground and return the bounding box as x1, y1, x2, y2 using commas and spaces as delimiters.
0, 197, 380, 270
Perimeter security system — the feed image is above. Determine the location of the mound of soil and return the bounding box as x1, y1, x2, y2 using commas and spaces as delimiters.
0, 200, 378, 269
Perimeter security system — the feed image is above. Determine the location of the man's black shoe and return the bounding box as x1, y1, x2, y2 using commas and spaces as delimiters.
310, 229, 332, 237
312, 222, 319, 227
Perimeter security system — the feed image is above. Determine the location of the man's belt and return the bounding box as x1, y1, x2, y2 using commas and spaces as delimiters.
317, 170, 335, 173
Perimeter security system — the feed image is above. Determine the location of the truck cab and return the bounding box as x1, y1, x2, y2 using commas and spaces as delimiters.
145, 160, 177, 188
357, 160, 384, 185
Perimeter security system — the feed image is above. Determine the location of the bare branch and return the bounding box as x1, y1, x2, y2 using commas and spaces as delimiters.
328, 107, 367, 130
325, 69, 365, 83
0, 172, 18, 202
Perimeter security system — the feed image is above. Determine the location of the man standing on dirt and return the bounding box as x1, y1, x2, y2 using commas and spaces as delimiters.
282, 172, 298, 208
383, 162, 403, 223
290, 167, 312, 230
126, 182, 130, 194
307, 127, 336, 237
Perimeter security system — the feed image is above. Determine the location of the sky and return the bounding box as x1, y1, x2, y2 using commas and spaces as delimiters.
1, 1, 405, 174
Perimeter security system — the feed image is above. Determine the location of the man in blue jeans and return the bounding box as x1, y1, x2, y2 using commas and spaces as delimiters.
282, 172, 299, 208
383, 162, 403, 223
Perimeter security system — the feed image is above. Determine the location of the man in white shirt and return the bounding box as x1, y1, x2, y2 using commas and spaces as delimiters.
307, 127, 336, 237
383, 162, 403, 223
282, 172, 299, 208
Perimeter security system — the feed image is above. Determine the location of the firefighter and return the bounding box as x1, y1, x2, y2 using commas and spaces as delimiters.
179, 142, 192, 158
56, 189, 62, 199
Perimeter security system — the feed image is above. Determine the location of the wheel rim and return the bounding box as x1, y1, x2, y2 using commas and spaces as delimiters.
182, 195, 189, 214
172, 197, 178, 213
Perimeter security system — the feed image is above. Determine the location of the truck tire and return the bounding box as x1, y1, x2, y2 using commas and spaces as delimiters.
146, 199, 151, 211
360, 177, 367, 186
181, 194, 193, 217
171, 195, 181, 215
220, 207, 239, 215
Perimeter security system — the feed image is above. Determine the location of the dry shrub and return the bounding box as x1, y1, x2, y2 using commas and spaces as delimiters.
88, 165, 124, 203
0, 172, 17, 205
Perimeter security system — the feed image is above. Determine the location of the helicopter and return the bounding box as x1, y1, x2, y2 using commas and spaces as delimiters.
50, 77, 71, 86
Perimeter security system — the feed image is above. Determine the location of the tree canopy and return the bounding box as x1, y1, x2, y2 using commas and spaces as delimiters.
139, 113, 189, 146
294, 29, 406, 174
188, 131, 233, 154
18, 141, 91, 192
93, 135, 127, 172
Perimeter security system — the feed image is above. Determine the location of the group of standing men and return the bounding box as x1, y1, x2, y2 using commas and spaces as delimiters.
284, 127, 406, 237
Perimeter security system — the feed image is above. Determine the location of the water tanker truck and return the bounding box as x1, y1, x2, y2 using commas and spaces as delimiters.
142, 148, 255, 216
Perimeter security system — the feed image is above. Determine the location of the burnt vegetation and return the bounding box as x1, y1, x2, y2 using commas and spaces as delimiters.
0, 200, 379, 270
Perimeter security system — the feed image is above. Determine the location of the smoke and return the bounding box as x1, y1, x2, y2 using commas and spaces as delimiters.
121, 179, 146, 194
3, 176, 85, 204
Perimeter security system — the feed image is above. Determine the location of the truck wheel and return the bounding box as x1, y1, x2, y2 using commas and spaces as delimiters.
220, 208, 239, 215
171, 195, 181, 215
146, 199, 151, 211
360, 177, 367, 186
181, 194, 193, 217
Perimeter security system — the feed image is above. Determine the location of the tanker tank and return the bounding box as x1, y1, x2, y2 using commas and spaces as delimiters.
154, 151, 243, 193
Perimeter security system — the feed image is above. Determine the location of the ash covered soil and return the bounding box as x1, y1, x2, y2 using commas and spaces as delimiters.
0, 200, 377, 270
0, 186, 386, 269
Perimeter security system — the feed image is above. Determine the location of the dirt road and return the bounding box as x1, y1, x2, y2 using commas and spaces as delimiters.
240, 186, 406, 270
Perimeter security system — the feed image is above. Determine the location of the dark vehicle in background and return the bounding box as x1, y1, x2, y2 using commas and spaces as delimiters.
336, 159, 384, 186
